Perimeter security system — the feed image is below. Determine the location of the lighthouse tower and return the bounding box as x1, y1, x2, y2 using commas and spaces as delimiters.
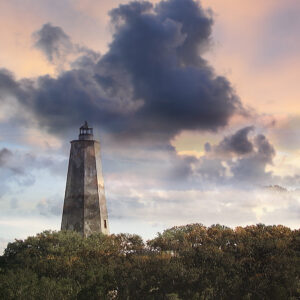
61, 122, 109, 237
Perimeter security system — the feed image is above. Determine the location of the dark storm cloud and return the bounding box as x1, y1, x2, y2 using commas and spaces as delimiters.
0, 69, 24, 99
31, 70, 128, 133
0, 69, 35, 127
33, 23, 100, 72
228, 132, 275, 184
33, 23, 73, 63
0, 0, 244, 141
216, 126, 254, 155
194, 127, 276, 186
32, 23, 100, 73
99, 0, 243, 136
155, 0, 213, 66
229, 133, 276, 185
254, 134, 275, 163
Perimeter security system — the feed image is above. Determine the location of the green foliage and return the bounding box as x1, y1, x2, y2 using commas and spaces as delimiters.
0, 225, 299, 299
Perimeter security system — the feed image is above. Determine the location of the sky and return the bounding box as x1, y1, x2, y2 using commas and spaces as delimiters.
0, 0, 300, 251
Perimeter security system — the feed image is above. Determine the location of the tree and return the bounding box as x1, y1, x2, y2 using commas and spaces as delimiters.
0, 225, 299, 299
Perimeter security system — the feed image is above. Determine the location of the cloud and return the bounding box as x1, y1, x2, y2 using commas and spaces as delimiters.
1, 0, 299, 239
216, 126, 254, 155
36, 195, 63, 216
33, 23, 101, 72
0, 148, 29, 177
0, 148, 34, 200
194, 157, 227, 185
33, 23, 73, 64
155, 0, 213, 65
0, 148, 13, 167
0, 147, 67, 201
102, 126, 279, 194
0, 0, 245, 143
0, 69, 19, 97
192, 126, 277, 186
107, 184, 300, 229
226, 133, 275, 185
98, 0, 244, 137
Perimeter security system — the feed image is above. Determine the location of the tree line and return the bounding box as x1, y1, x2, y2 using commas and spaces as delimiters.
0, 223, 299, 299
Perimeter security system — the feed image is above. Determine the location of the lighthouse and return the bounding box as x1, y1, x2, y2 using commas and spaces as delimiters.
61, 122, 109, 237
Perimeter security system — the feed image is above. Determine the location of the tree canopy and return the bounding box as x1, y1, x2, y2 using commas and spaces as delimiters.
0, 224, 299, 299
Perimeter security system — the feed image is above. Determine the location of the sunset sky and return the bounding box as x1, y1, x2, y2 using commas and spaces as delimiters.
0, 0, 299, 251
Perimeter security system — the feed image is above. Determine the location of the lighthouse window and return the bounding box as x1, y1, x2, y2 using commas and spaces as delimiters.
104, 220, 107, 229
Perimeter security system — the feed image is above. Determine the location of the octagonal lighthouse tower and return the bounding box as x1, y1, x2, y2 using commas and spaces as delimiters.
61, 122, 109, 237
